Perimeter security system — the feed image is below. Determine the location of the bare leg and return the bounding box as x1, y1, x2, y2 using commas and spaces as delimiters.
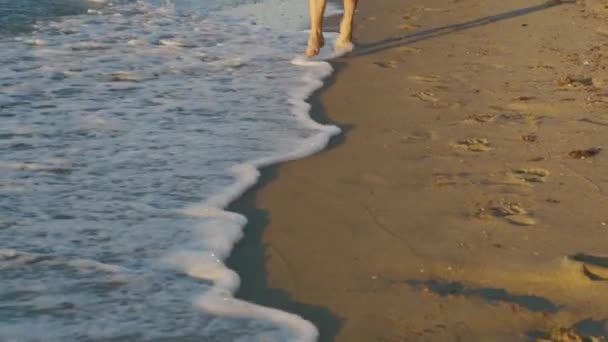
306, 0, 327, 57
337, 0, 358, 49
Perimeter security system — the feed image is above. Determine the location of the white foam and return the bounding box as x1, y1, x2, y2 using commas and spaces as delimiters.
177, 33, 340, 342
164, 250, 240, 292
25, 39, 48, 46
158, 39, 186, 47
67, 258, 129, 274
0, 249, 129, 274
334, 41, 355, 56
88, 0, 111, 5
0, 160, 72, 172
196, 292, 319, 342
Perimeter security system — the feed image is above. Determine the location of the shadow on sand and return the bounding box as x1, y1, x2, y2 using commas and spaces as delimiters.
353, 0, 575, 57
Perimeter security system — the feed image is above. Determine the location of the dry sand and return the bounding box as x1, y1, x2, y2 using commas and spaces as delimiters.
229, 0, 608, 340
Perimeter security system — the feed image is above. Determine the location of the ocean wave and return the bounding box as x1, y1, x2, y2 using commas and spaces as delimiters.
0, 0, 341, 340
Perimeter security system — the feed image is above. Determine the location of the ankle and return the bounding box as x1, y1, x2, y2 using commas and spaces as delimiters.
311, 27, 323, 36
338, 33, 352, 43
339, 24, 353, 42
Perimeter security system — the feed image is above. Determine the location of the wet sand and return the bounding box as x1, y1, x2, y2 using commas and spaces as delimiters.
229, 0, 608, 340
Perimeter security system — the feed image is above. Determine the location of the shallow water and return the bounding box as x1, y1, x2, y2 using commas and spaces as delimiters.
0, 0, 338, 340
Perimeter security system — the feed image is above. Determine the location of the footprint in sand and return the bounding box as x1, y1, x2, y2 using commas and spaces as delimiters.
413, 91, 439, 103
511, 167, 550, 184
463, 114, 497, 124
399, 23, 419, 31
587, 94, 608, 106
433, 173, 458, 187
408, 75, 441, 83
502, 169, 548, 186
450, 138, 491, 152
401, 130, 439, 144
597, 25, 608, 37
556, 75, 594, 88
501, 105, 546, 123
522, 134, 538, 143
432, 172, 473, 187
537, 327, 600, 342
375, 60, 399, 69
396, 46, 422, 53
399, 8, 424, 22
467, 110, 535, 126
493, 111, 530, 123
485, 201, 536, 226
569, 253, 608, 281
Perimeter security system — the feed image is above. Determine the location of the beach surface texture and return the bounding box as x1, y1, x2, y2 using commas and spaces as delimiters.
229, 0, 608, 341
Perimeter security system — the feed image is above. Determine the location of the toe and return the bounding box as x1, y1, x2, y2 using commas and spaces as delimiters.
305, 32, 325, 57
305, 45, 320, 57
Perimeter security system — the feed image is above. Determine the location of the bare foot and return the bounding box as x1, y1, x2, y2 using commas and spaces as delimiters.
336, 18, 354, 53
305, 32, 325, 57
335, 36, 354, 53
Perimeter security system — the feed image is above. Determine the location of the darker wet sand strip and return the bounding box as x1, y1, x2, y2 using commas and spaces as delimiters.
229, 0, 608, 340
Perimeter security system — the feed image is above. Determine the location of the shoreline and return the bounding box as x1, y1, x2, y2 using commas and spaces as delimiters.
232, 0, 608, 340
225, 51, 348, 342
226, 6, 348, 342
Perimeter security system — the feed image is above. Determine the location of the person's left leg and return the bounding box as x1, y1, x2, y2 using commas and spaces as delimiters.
306, 0, 327, 57
336, 0, 358, 49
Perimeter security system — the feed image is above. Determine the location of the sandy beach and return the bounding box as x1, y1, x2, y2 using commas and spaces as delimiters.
228, 0, 608, 340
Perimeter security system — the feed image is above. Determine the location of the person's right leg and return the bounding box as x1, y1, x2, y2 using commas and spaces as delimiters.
337, 0, 358, 48
306, 0, 327, 57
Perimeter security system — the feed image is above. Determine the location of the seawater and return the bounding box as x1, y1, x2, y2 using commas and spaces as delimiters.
0, 0, 340, 340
